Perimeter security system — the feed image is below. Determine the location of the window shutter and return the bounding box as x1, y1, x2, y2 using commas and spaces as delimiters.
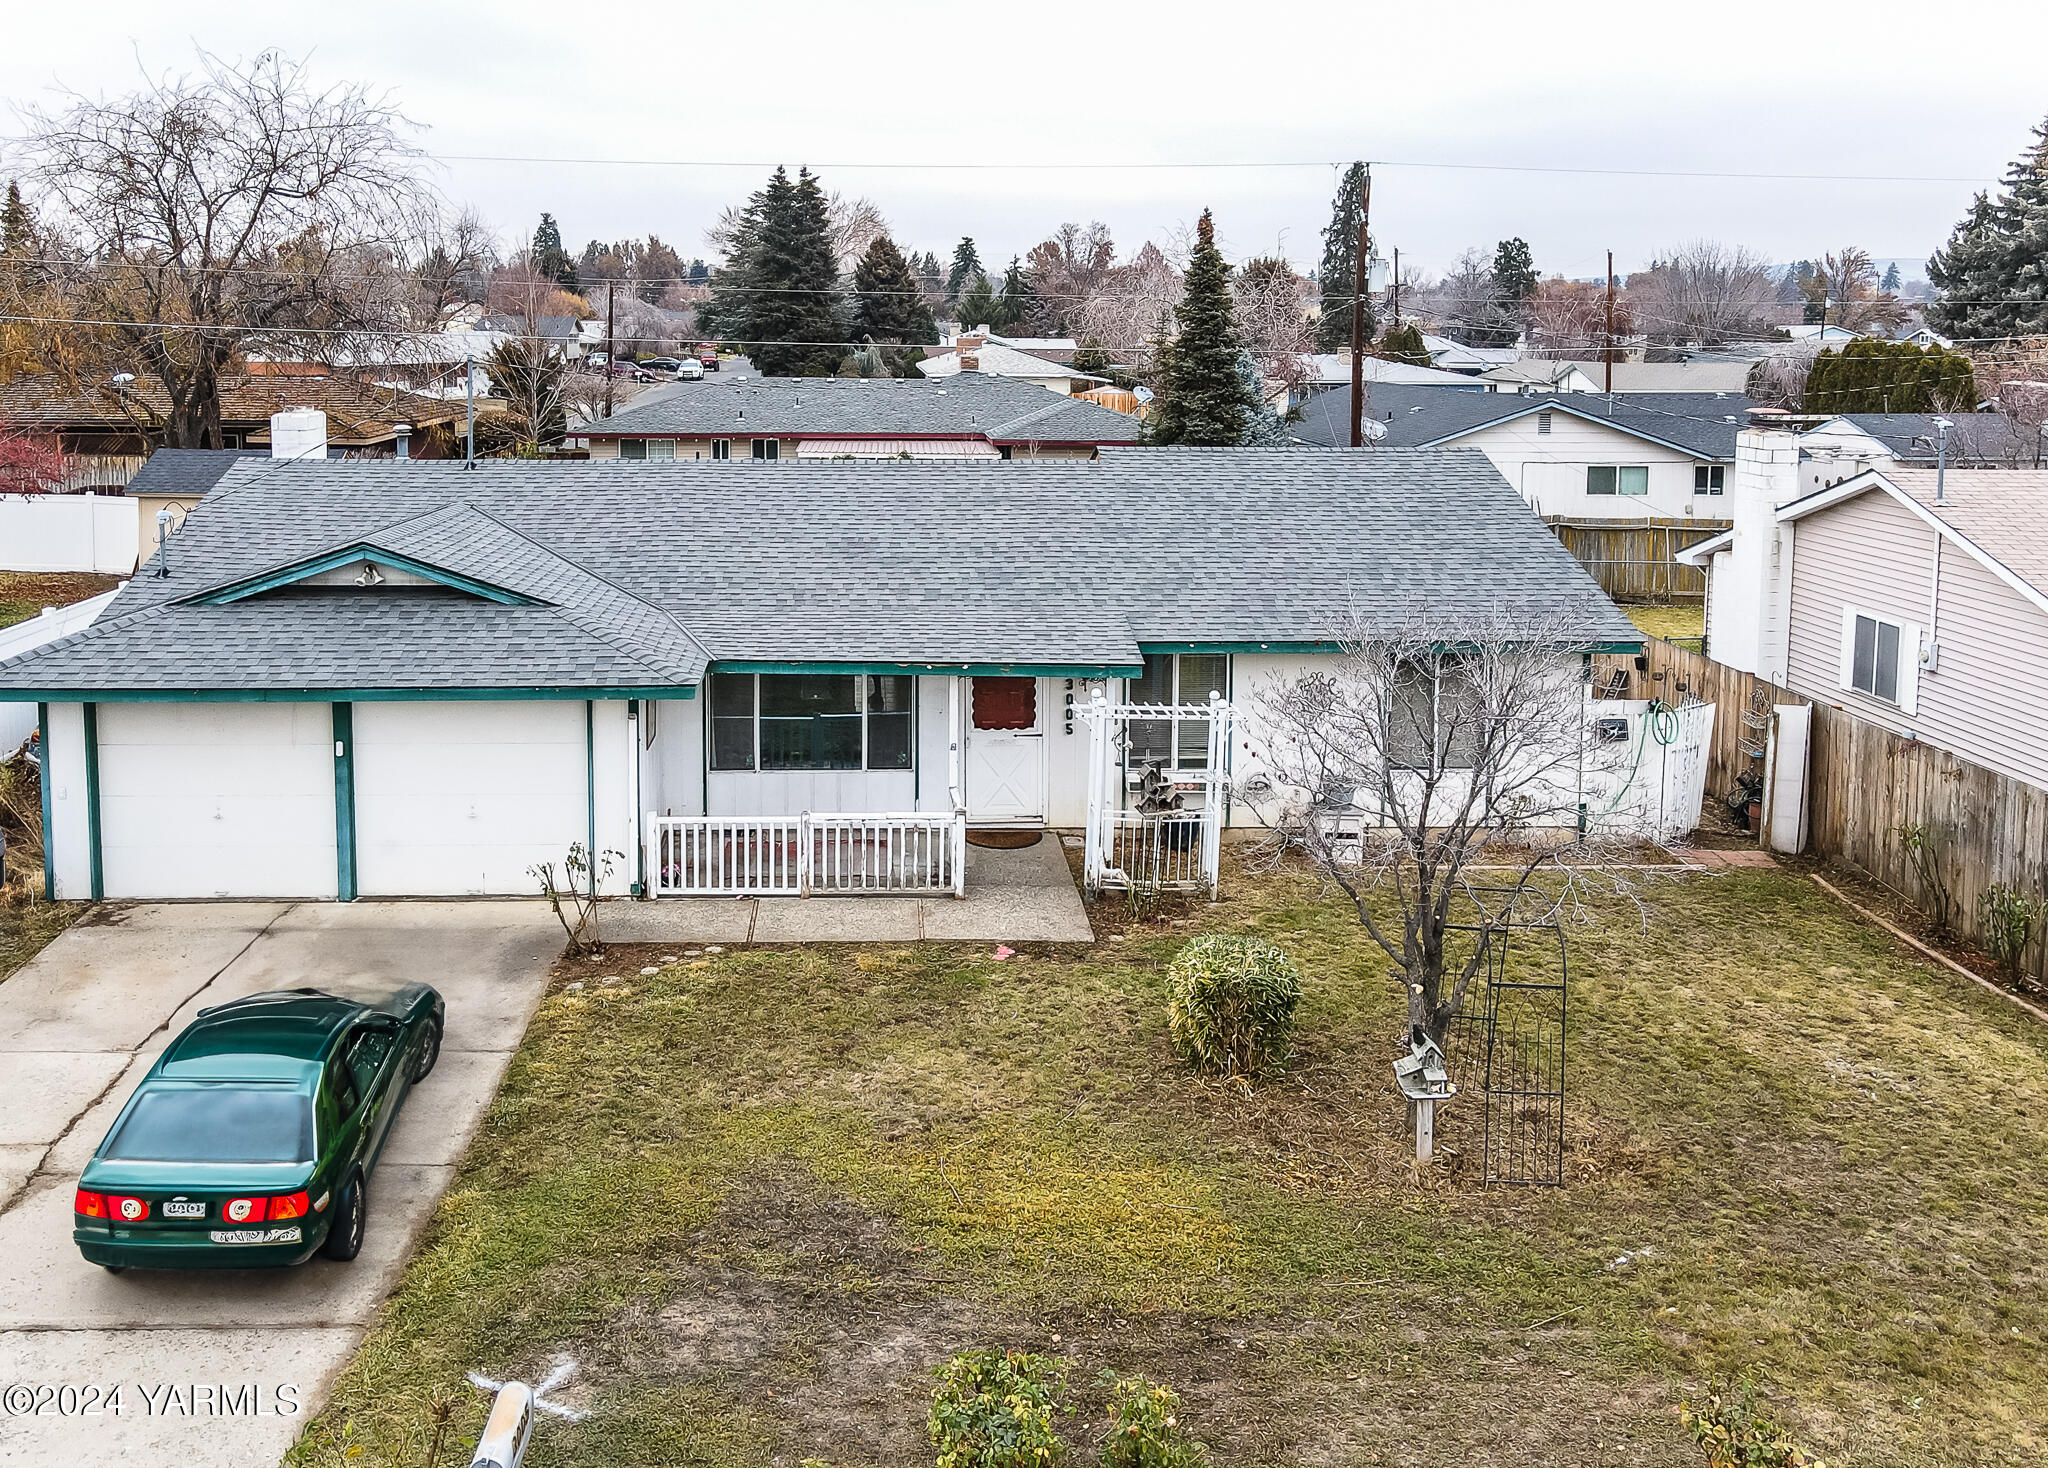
1837, 606, 1858, 691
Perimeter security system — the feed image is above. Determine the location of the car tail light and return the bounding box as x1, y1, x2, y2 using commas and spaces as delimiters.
107, 1195, 148, 1223
222, 1196, 267, 1224
266, 1191, 310, 1221
74, 1189, 107, 1218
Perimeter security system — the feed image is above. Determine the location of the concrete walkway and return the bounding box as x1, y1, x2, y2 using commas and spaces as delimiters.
0, 900, 561, 1468
607, 836, 1095, 944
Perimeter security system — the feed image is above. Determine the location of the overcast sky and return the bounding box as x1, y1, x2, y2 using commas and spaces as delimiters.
5, 1, 2045, 283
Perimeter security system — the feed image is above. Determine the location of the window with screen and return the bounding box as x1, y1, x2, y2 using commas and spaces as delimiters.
1850, 613, 1902, 704
1125, 653, 1229, 771
1694, 464, 1725, 494
752, 438, 779, 460
646, 439, 675, 461
709, 673, 915, 771
1587, 465, 1649, 495
619, 439, 646, 460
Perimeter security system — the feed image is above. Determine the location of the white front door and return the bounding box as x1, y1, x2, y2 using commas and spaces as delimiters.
964, 676, 1046, 823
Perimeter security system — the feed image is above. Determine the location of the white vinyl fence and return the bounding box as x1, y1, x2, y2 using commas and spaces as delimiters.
0, 494, 138, 574
1583, 699, 1716, 843
0, 589, 122, 755
647, 811, 966, 897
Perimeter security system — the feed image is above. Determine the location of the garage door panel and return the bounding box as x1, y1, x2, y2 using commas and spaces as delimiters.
97, 703, 338, 900
353, 702, 586, 896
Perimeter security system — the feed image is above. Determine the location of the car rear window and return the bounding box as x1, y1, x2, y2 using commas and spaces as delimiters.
104, 1086, 314, 1164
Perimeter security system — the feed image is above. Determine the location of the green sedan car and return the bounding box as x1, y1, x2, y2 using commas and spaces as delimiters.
73, 985, 444, 1272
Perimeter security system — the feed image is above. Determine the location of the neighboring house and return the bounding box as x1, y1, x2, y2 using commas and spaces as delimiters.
1286, 354, 1488, 408
1796, 412, 2031, 496
1292, 387, 1749, 521
1894, 325, 1954, 350
0, 448, 1639, 902
1784, 323, 1864, 344
0, 374, 466, 458
476, 315, 599, 361
1484, 360, 1755, 395
956, 333, 1080, 367
1482, 361, 1606, 395
1420, 334, 1521, 375
123, 449, 263, 566
918, 335, 1104, 394
579, 371, 1142, 461
1686, 452, 2048, 790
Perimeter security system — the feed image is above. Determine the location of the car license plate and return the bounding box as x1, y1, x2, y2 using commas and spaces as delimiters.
162, 1201, 205, 1219
209, 1227, 301, 1245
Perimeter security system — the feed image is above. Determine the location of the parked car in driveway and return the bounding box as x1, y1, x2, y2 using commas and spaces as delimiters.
73, 985, 444, 1272
672, 358, 705, 380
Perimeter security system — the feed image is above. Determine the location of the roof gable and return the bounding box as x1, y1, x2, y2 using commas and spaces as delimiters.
185, 543, 541, 606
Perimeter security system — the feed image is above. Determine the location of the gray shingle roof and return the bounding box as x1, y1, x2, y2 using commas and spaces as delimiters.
0, 449, 1641, 695
122, 448, 264, 497
1836, 413, 2025, 464
583, 371, 1141, 445
1292, 386, 1753, 458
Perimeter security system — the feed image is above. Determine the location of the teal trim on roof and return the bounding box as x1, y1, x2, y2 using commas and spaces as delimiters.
11, 686, 695, 704
36, 703, 52, 902
185, 544, 542, 607
710, 659, 1145, 679
1137, 640, 1345, 655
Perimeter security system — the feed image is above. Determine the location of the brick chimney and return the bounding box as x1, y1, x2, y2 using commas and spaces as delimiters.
1713, 410, 1806, 681
957, 332, 984, 372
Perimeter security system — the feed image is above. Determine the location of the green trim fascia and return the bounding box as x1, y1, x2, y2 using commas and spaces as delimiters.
1138, 639, 1647, 656
1, 685, 696, 704
333, 703, 357, 902
584, 701, 597, 900
709, 659, 1144, 679
82, 702, 102, 903
36, 702, 53, 902
186, 545, 540, 607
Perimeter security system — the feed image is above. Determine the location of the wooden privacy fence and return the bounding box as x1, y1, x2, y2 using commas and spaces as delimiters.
1595, 637, 2048, 986
1545, 516, 1729, 602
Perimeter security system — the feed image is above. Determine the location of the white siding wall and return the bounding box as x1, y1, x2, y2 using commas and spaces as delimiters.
1788, 491, 2048, 787
1458, 417, 1721, 521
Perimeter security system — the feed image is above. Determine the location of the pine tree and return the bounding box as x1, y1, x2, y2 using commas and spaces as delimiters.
0, 183, 31, 259
1880, 262, 1902, 294
533, 212, 578, 287
1148, 210, 1257, 446
1928, 115, 2048, 339
1072, 339, 1111, 374
852, 234, 938, 348
1315, 163, 1373, 354
954, 272, 996, 333
746, 167, 844, 376
1493, 239, 1537, 305
987, 256, 1033, 331
946, 238, 983, 303
1377, 322, 1431, 367
1235, 351, 1291, 445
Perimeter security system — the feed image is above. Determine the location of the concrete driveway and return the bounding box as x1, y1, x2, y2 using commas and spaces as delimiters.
0, 900, 562, 1467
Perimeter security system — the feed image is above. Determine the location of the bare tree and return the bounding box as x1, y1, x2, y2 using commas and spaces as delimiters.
394, 202, 497, 330
1744, 338, 1824, 409
1023, 220, 1116, 335
14, 49, 431, 447
825, 192, 890, 273
1524, 277, 1628, 359
1805, 246, 1907, 334
1233, 255, 1315, 373
1624, 241, 1778, 346
1068, 241, 1183, 371
1237, 604, 1639, 1050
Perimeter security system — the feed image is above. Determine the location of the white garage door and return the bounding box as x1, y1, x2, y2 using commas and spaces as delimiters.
97, 703, 338, 899
353, 701, 588, 896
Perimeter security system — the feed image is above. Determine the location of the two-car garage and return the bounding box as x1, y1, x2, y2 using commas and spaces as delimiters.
59, 699, 615, 901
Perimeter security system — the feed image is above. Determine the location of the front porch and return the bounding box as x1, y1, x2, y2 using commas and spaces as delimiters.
608, 835, 1093, 943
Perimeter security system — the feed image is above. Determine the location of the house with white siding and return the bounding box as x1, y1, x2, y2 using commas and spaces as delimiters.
0, 445, 1640, 904
1686, 449, 2048, 791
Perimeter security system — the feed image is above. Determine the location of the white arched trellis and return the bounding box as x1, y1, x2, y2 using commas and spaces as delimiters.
1075, 691, 1234, 900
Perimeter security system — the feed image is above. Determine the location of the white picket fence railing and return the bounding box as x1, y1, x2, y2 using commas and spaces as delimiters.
1094, 810, 1211, 895
647, 811, 966, 897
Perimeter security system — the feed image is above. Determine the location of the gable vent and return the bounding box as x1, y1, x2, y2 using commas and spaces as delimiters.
1537, 411, 1553, 435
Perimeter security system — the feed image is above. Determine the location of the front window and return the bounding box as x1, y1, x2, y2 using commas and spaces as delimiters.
1850, 613, 1903, 704
711, 439, 731, 460
1694, 464, 1725, 494
1587, 464, 1649, 496
1126, 653, 1228, 770
646, 439, 676, 461
619, 439, 646, 460
751, 438, 779, 460
1388, 654, 1483, 771
103, 1085, 314, 1164
709, 672, 915, 771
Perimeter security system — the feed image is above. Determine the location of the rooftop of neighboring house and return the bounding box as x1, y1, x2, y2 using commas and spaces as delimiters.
1291, 385, 1754, 458
476, 314, 585, 342
918, 340, 1104, 384
0, 449, 1641, 697
1820, 414, 2030, 464
1419, 334, 1522, 372
121, 448, 263, 498
581, 370, 1140, 445
1294, 353, 1484, 388
1552, 361, 1757, 394
0, 374, 465, 446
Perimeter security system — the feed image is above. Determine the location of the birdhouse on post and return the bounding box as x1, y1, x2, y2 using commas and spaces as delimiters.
1393, 1035, 1455, 1162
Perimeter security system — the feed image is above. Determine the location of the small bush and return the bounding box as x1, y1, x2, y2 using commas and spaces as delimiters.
1166, 934, 1302, 1079
1679, 1373, 1821, 1467
1977, 883, 2045, 985
1097, 1373, 1206, 1467
929, 1350, 1069, 1468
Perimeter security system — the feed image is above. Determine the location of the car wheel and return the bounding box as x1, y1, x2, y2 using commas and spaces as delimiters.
321, 1175, 366, 1262
411, 1018, 443, 1083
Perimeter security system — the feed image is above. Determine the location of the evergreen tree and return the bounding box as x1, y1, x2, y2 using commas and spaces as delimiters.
1377, 322, 1431, 367
533, 212, 578, 287
987, 256, 1033, 331
1880, 262, 1902, 294
703, 168, 845, 374
1928, 115, 2048, 339
945, 238, 983, 304
1803, 339, 1978, 414
1, 182, 31, 259
1315, 163, 1373, 354
852, 233, 938, 349
1235, 351, 1291, 445
954, 272, 996, 333
1493, 238, 1537, 305
1072, 338, 1111, 374
1148, 210, 1257, 446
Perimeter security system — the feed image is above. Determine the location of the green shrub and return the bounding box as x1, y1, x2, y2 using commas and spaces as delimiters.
1678, 1373, 1821, 1467
1166, 935, 1302, 1079
929, 1350, 1069, 1467
1978, 883, 2045, 984
1097, 1373, 1206, 1467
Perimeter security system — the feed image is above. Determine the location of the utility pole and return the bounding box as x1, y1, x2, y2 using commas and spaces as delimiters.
464, 354, 475, 468
604, 283, 617, 420
1349, 167, 1372, 449
1603, 249, 1615, 394
1391, 246, 1401, 326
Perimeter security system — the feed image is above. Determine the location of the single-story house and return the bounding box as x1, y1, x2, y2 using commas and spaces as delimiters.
578, 371, 1141, 461
1483, 360, 1756, 395
918, 335, 1104, 395
122, 449, 263, 565
1285, 354, 1487, 410
477, 315, 601, 361
1292, 387, 1749, 521
1683, 454, 2048, 789
0, 449, 1640, 902
1481, 361, 1607, 395
0, 374, 466, 458
1420, 334, 1521, 376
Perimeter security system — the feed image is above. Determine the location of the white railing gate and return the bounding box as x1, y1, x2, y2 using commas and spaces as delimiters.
646, 810, 967, 898
1077, 692, 1233, 900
